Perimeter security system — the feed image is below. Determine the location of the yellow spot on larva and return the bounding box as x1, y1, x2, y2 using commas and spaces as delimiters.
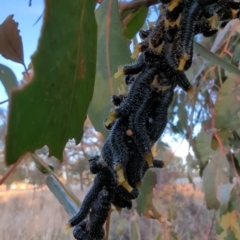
187, 86, 194, 99
232, 9, 239, 19
116, 167, 125, 184
104, 110, 118, 128
121, 181, 134, 192
177, 53, 189, 71
131, 44, 143, 59
168, 0, 182, 12
64, 223, 72, 233
156, 42, 164, 54
208, 14, 219, 29
114, 67, 124, 78
144, 152, 153, 167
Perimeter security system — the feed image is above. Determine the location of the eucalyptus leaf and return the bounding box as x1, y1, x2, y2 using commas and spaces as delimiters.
194, 42, 240, 75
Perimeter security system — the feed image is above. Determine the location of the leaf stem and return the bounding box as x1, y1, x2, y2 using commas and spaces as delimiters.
0, 154, 25, 185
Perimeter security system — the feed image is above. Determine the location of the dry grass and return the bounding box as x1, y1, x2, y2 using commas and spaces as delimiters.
0, 180, 216, 240
0, 187, 78, 240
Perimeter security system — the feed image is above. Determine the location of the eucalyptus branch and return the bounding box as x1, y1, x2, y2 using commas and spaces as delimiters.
119, 0, 160, 15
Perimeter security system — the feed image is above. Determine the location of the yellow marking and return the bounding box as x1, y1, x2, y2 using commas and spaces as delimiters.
151, 75, 159, 90
164, 18, 170, 28
64, 223, 72, 233
187, 86, 194, 99
104, 110, 118, 128
131, 44, 143, 59
164, 14, 181, 28
114, 66, 124, 78
144, 152, 153, 167
115, 206, 122, 214
156, 42, 164, 54
232, 9, 239, 19
148, 39, 154, 50
151, 76, 171, 92
168, 0, 181, 12
208, 14, 219, 29
148, 39, 163, 53
121, 180, 134, 192
177, 53, 189, 71
116, 168, 125, 184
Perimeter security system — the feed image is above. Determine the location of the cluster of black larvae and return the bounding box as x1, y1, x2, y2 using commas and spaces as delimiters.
66, 1, 240, 239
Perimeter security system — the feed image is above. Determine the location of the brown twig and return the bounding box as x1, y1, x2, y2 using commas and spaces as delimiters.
207, 212, 215, 240
0, 154, 26, 185
119, 0, 160, 15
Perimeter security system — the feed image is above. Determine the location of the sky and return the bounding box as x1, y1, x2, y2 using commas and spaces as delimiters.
0, 1, 193, 159
0, 0, 44, 103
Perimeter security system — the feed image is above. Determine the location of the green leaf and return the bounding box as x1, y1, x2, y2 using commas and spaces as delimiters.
154, 232, 161, 240
131, 222, 139, 240
0, 63, 18, 97
194, 42, 240, 75
195, 131, 213, 164
217, 182, 234, 205
212, 74, 240, 149
216, 187, 240, 239
136, 170, 156, 215
5, 0, 97, 165
231, 44, 240, 66
215, 74, 240, 131
211, 130, 232, 150
88, 0, 131, 138
202, 150, 229, 210
136, 170, 161, 220
124, 7, 148, 39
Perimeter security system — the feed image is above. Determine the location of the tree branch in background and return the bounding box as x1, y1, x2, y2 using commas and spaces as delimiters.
119, 0, 160, 15
0, 155, 25, 185
0, 100, 8, 105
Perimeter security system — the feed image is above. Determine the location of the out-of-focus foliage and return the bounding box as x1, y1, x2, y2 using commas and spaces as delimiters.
123, 7, 148, 39
88, 0, 131, 138
0, 64, 18, 97
216, 186, 240, 239
136, 170, 160, 219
